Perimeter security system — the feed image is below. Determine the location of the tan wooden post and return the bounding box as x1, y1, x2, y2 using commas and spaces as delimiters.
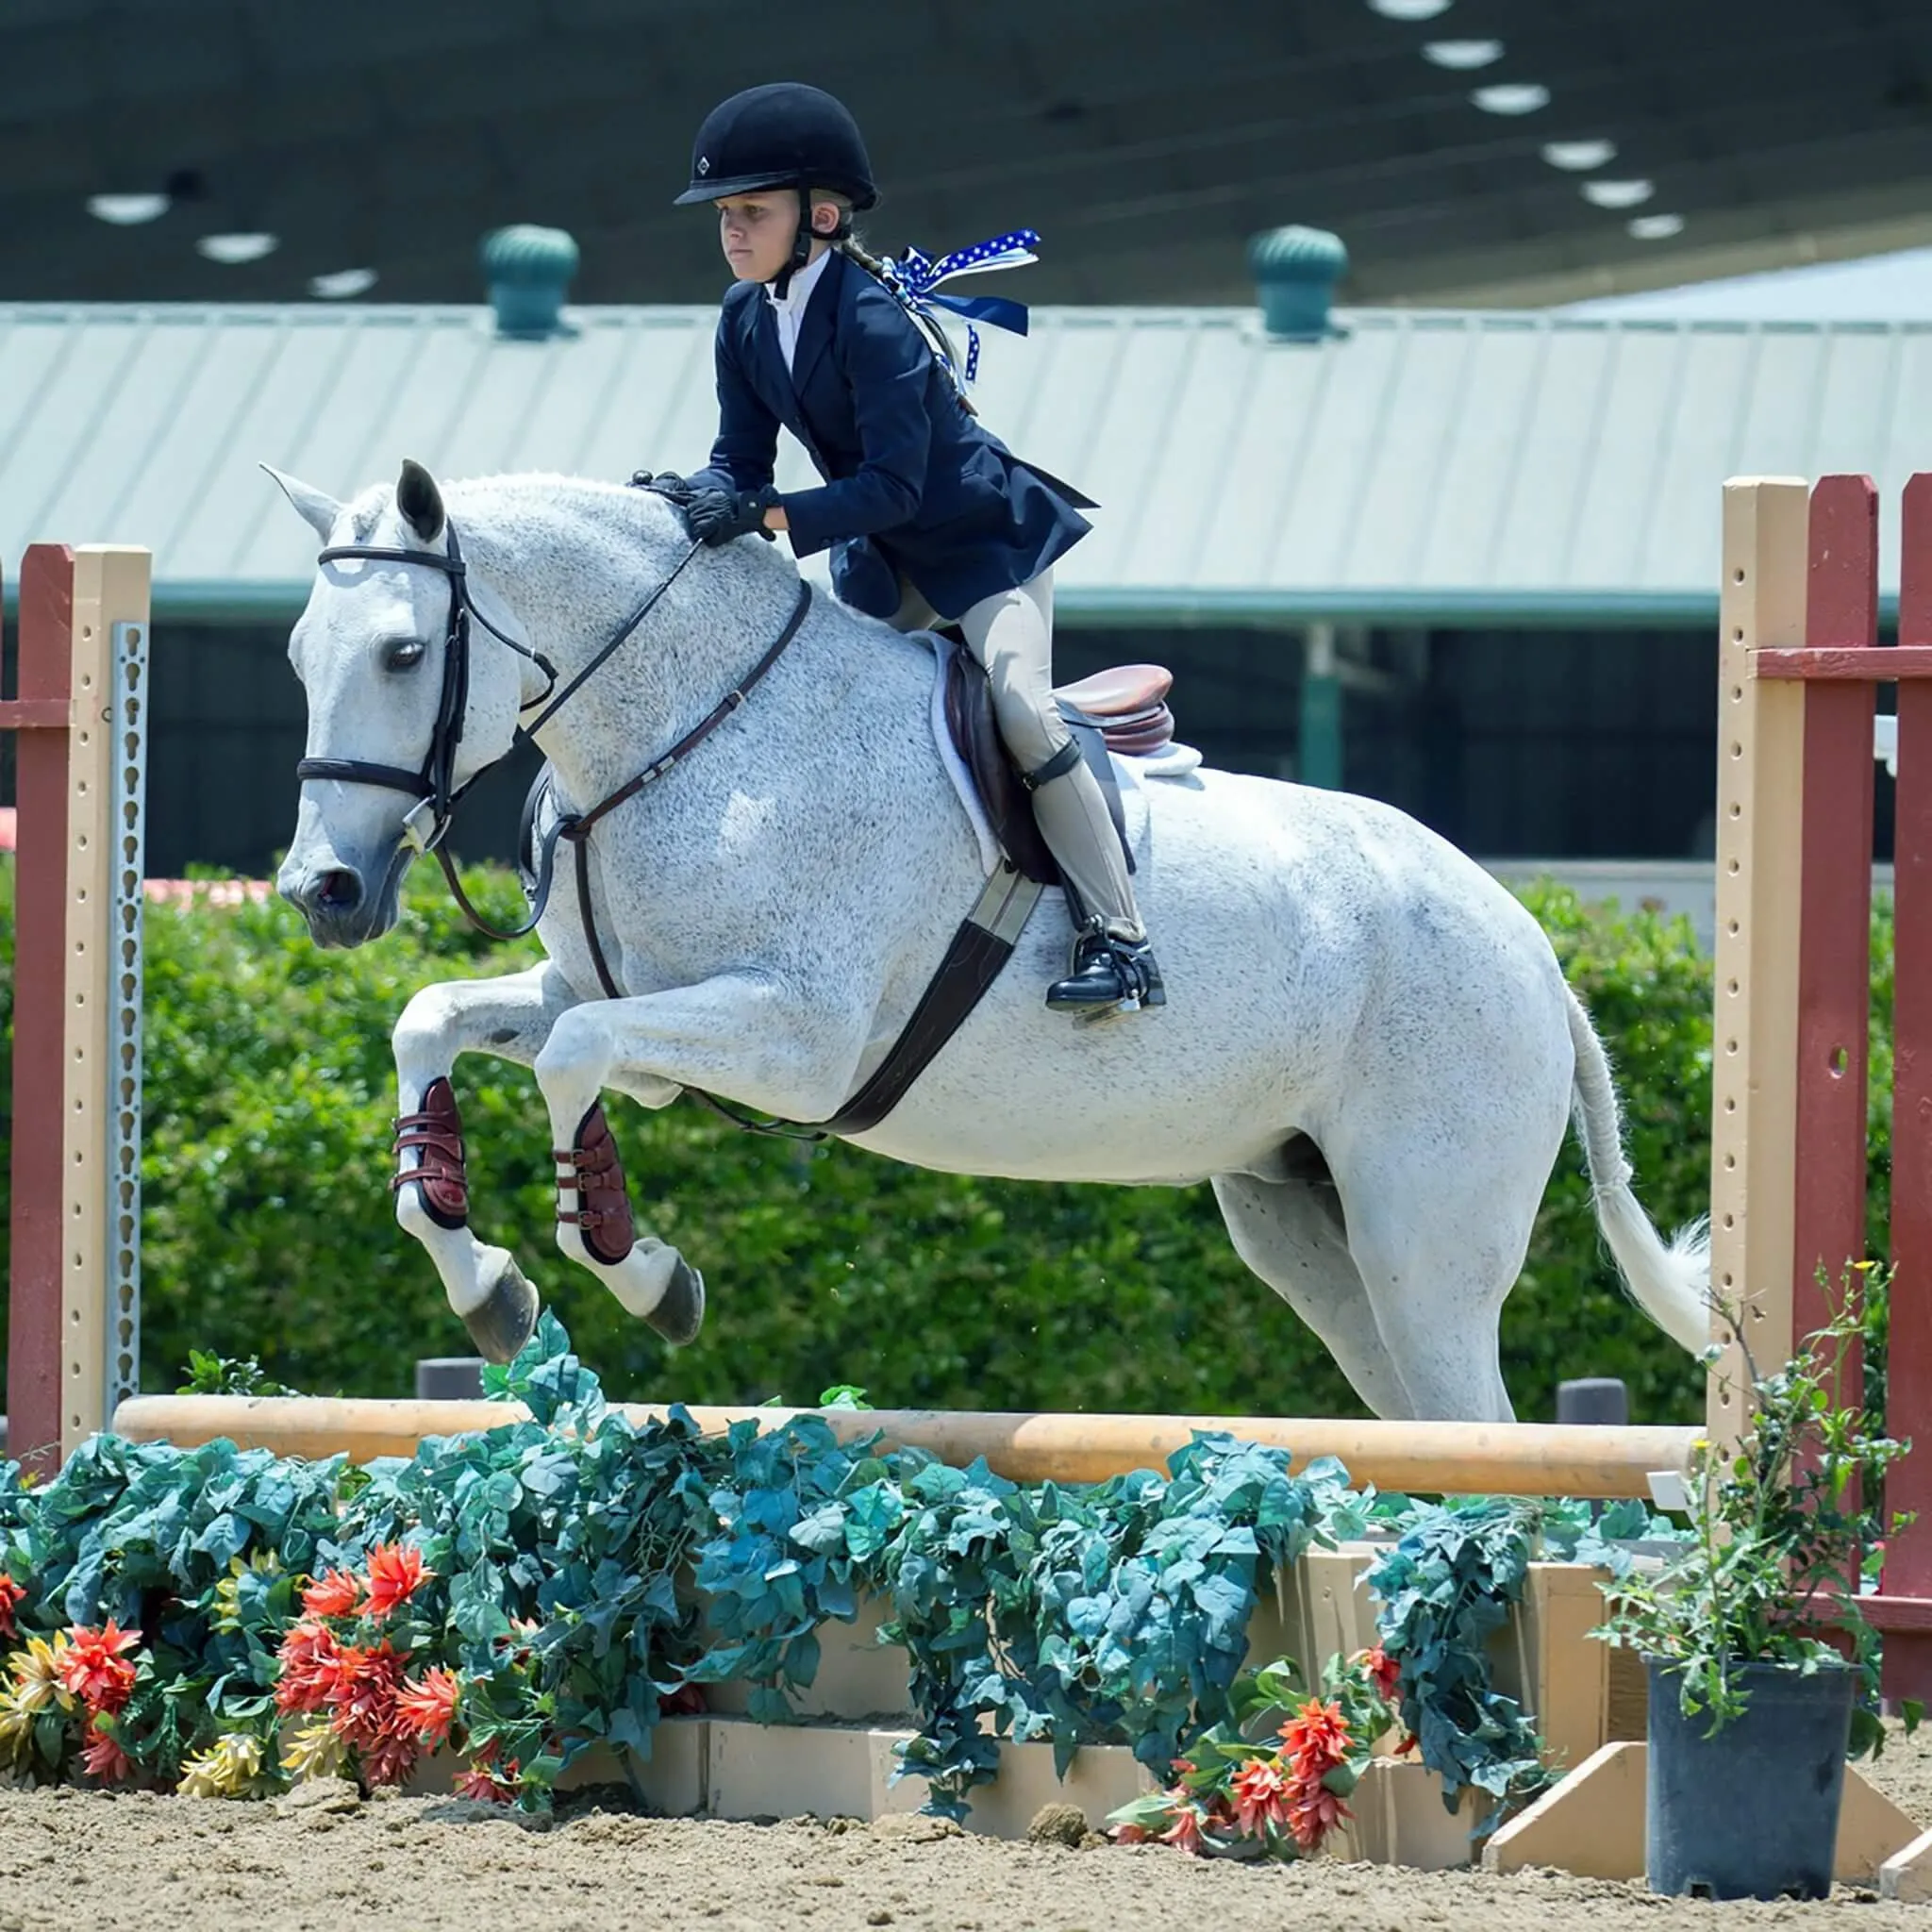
1707, 479, 1809, 1445
58, 546, 151, 1459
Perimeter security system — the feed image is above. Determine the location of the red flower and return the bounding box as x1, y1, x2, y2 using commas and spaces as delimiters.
1110, 1822, 1153, 1844
275, 1618, 341, 1716
455, 1757, 518, 1804
1357, 1642, 1401, 1706
326, 1641, 407, 1750
0, 1573, 25, 1641
1278, 1697, 1351, 1780
1287, 1782, 1351, 1851
362, 1714, 424, 1790
59, 1620, 141, 1715
397, 1668, 460, 1748
79, 1723, 134, 1785
364, 1543, 432, 1620
1158, 1805, 1207, 1857
1229, 1757, 1291, 1837
301, 1568, 363, 1619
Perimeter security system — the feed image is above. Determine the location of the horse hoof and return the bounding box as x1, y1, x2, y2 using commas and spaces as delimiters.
645, 1255, 706, 1347
462, 1252, 541, 1364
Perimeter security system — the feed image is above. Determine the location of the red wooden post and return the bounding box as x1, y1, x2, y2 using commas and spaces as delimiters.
1793, 477, 1878, 1376
4, 545, 76, 1478
1881, 474, 1932, 1697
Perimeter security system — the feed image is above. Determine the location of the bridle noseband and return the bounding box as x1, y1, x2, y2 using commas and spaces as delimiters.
295, 518, 810, 948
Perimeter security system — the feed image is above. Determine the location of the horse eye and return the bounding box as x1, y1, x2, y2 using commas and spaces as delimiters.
385, 638, 427, 672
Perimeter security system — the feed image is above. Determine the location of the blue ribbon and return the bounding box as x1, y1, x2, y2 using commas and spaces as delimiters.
878, 229, 1041, 387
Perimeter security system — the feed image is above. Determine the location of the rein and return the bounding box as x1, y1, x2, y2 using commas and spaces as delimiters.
296, 522, 812, 954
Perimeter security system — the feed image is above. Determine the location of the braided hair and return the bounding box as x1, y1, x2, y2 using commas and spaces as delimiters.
823, 195, 979, 414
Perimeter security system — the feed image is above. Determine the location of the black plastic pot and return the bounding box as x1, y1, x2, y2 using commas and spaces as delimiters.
1645, 1656, 1856, 1900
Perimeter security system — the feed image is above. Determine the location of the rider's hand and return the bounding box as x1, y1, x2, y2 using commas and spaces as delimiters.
685, 485, 780, 547
629, 470, 697, 504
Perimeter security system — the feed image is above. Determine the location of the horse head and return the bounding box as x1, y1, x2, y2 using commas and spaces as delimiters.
265, 457, 537, 946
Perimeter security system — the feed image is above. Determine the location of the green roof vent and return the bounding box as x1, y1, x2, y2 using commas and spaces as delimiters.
481, 225, 580, 340
1247, 225, 1348, 341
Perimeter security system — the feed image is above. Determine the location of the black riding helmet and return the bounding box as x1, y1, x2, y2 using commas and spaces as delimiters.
675, 82, 877, 291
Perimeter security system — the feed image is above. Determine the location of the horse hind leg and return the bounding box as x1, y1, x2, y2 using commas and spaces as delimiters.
1326, 1128, 1552, 1424
1212, 1147, 1417, 1421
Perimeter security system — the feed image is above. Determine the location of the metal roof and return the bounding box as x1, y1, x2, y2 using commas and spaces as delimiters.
8, 0, 1932, 311
4, 299, 1929, 626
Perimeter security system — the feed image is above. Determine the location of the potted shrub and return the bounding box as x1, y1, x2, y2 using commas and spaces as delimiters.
1594, 1265, 1921, 1901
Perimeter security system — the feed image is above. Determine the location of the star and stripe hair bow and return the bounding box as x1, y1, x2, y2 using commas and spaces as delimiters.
875, 229, 1041, 390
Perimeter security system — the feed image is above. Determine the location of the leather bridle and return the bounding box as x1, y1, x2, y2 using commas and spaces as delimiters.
295, 521, 811, 950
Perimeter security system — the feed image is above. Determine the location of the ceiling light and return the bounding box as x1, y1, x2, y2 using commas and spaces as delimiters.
1424, 39, 1503, 69
88, 193, 170, 225
1541, 140, 1617, 172
195, 232, 279, 265
1369, 0, 1452, 18
1471, 83, 1550, 114
309, 268, 377, 299
1582, 178, 1656, 209
1628, 213, 1686, 241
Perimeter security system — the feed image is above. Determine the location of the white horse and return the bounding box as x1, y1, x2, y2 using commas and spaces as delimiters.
267, 459, 1709, 1424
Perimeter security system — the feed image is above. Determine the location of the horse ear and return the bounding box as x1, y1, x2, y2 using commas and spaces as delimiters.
259, 464, 342, 542
396, 458, 445, 544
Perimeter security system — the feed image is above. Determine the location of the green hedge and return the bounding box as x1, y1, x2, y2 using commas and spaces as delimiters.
0, 858, 1895, 1426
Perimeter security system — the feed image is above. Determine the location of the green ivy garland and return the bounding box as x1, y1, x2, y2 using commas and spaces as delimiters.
0, 1316, 1675, 1819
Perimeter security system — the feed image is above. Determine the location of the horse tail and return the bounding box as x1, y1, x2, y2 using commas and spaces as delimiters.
1564, 985, 1712, 1355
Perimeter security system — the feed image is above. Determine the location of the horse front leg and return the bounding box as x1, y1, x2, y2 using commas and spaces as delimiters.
389, 960, 584, 1363
531, 974, 860, 1342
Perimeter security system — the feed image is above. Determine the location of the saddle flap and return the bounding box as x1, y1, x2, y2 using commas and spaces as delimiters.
944, 644, 1058, 885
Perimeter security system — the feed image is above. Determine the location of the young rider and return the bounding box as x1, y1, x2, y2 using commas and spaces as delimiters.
644, 81, 1164, 1019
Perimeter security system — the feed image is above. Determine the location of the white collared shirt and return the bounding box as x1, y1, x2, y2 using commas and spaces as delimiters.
765, 248, 833, 375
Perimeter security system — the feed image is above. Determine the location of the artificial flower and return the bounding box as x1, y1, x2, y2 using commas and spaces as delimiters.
364, 1543, 432, 1619
301, 1567, 363, 1620
279, 1715, 349, 1783
0, 1574, 25, 1641
274, 1618, 341, 1715
397, 1667, 460, 1748
79, 1723, 133, 1785
59, 1620, 141, 1714
177, 1731, 266, 1799
1229, 1757, 1290, 1836
8, 1633, 75, 1715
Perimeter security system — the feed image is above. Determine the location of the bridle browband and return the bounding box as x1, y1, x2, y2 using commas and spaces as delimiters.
295, 518, 812, 949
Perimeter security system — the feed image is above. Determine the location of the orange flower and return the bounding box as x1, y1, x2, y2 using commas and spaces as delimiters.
80, 1722, 133, 1785
301, 1568, 363, 1619
0, 1574, 24, 1641
1357, 1642, 1401, 1706
58, 1620, 141, 1715
1278, 1697, 1351, 1780
1109, 1822, 1153, 1844
275, 1618, 341, 1716
1229, 1757, 1290, 1836
455, 1757, 518, 1804
364, 1543, 433, 1620
1287, 1782, 1351, 1851
397, 1668, 460, 1748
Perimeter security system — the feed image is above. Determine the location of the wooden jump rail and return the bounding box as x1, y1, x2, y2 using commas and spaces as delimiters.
1712, 475, 1932, 1698
109, 1394, 1702, 1500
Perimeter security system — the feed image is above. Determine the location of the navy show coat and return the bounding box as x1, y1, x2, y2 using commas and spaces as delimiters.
685, 247, 1095, 624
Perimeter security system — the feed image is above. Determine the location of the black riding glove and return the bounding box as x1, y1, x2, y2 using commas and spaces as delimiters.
685, 484, 780, 546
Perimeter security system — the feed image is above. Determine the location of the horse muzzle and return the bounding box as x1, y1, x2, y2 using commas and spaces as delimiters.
278, 852, 405, 947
